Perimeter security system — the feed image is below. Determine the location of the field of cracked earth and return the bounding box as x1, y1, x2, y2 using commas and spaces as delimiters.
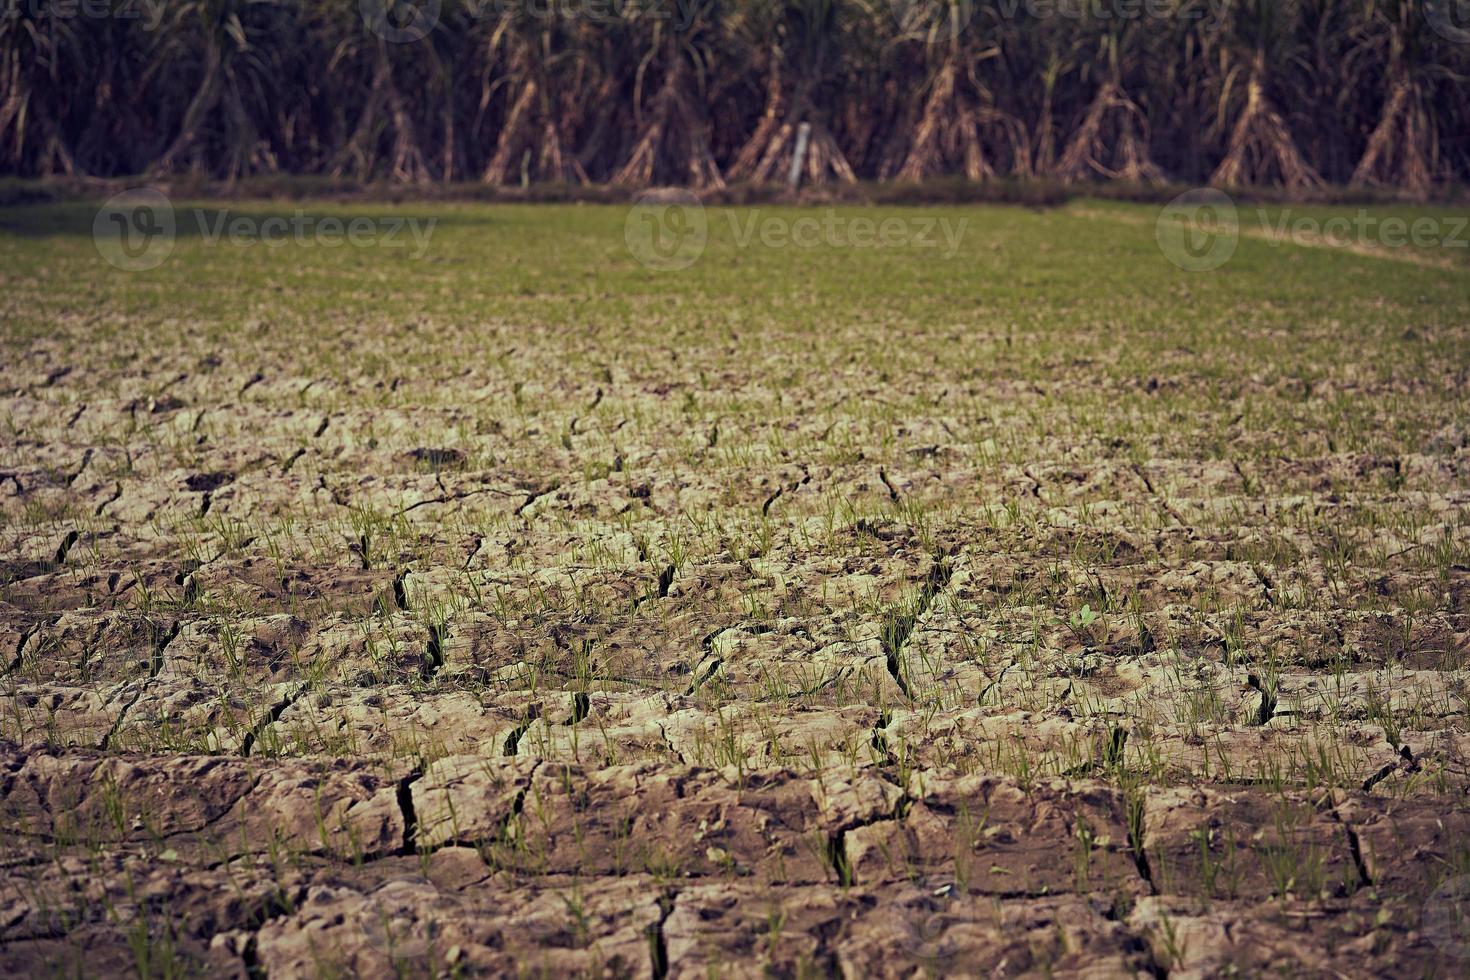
1, 196, 1469, 978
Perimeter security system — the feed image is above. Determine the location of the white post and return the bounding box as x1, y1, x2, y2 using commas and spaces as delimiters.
787, 122, 812, 190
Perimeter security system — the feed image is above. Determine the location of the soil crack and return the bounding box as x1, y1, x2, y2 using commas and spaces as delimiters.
397, 770, 422, 855
422, 622, 447, 681
148, 620, 183, 677
53, 530, 79, 565
649, 887, 676, 979
503, 704, 543, 756
880, 557, 954, 699
241, 685, 308, 757
878, 468, 901, 504
515, 482, 562, 518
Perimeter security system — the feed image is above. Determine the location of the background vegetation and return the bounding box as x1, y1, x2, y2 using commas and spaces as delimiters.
2, 0, 1467, 197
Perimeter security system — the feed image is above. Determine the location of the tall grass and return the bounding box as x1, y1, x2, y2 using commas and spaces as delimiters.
1, 0, 1466, 195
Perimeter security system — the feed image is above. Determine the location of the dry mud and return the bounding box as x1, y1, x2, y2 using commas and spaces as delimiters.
1, 316, 1468, 978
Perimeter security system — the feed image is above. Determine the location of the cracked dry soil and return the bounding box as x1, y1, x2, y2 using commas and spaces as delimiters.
2, 202, 1470, 978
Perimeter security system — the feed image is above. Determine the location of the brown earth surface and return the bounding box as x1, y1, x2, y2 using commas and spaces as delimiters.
2, 215, 1470, 977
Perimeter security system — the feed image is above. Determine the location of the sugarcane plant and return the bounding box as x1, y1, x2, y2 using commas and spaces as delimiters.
479, 2, 599, 185
146, 0, 290, 180
1349, 0, 1457, 199
1054, 18, 1164, 184
0, 0, 1467, 192
611, 0, 728, 189
726, 0, 857, 185
1206, 0, 1323, 190
0, 0, 84, 175
877, 0, 1029, 182
324, 0, 435, 183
